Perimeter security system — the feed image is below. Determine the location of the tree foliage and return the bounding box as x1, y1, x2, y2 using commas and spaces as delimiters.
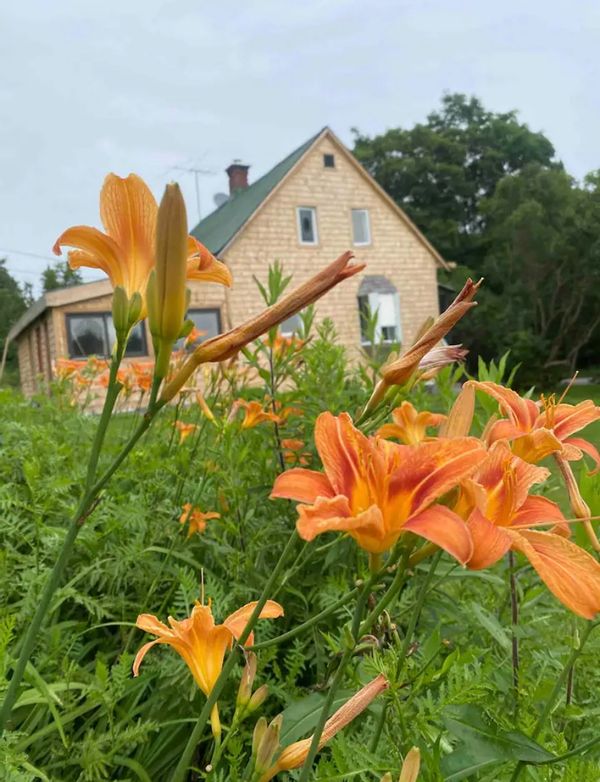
353, 93, 557, 267
353, 93, 600, 383
41, 260, 83, 292
0, 260, 29, 385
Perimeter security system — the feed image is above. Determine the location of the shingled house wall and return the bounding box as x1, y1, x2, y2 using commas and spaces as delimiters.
219, 134, 440, 358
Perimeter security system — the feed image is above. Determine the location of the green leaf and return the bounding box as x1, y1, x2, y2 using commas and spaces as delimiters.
279, 690, 355, 746
441, 705, 555, 780
469, 601, 511, 651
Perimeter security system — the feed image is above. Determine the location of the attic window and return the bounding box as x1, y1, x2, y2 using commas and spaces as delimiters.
323, 153, 335, 168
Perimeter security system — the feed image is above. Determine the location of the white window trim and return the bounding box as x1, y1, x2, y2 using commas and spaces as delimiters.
358, 291, 402, 346
351, 208, 371, 246
296, 206, 318, 246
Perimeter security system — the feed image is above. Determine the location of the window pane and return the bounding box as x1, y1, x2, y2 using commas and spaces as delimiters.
323, 153, 335, 168
352, 209, 370, 245
298, 208, 316, 243
106, 317, 147, 356
68, 315, 107, 357
280, 313, 301, 336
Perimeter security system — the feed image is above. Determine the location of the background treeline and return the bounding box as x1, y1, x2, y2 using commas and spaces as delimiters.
353, 93, 600, 385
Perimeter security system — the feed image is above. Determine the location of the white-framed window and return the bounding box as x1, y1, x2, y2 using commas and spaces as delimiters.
351, 209, 371, 246
297, 207, 318, 245
280, 313, 302, 337
357, 276, 402, 345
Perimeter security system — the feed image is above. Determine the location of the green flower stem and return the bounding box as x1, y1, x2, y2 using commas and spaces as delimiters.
0, 346, 132, 735
169, 529, 299, 782
370, 550, 442, 755
297, 577, 373, 782
249, 586, 360, 651
360, 548, 411, 636
510, 621, 599, 782
0, 363, 167, 736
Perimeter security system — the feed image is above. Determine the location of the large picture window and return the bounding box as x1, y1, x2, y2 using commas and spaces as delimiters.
66, 313, 147, 358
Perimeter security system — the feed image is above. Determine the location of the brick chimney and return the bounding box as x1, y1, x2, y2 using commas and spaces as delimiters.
226, 161, 250, 195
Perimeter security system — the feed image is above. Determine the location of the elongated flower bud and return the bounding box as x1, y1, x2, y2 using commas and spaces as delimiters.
254, 714, 283, 776
260, 675, 388, 781
362, 279, 481, 417
161, 251, 365, 402
439, 382, 475, 438
148, 182, 189, 378
399, 747, 421, 782
237, 651, 258, 708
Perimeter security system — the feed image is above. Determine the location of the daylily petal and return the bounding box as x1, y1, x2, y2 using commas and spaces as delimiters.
296, 496, 384, 548
186, 237, 233, 286
132, 638, 166, 677
510, 495, 568, 533
551, 401, 600, 441
470, 381, 539, 432
511, 428, 563, 464
224, 600, 284, 646
509, 529, 600, 619
100, 173, 156, 294
466, 509, 512, 569
391, 437, 485, 516
404, 505, 474, 565
476, 441, 549, 525
485, 418, 523, 445
315, 412, 377, 497
564, 437, 600, 474
53, 225, 123, 286
271, 468, 335, 503
136, 613, 172, 637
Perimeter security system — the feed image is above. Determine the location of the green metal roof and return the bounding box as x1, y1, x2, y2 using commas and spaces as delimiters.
191, 129, 325, 254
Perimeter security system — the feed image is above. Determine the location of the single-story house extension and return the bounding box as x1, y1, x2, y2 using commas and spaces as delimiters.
8, 126, 448, 396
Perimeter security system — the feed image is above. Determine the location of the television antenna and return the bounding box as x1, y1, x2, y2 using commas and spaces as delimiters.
171, 163, 216, 222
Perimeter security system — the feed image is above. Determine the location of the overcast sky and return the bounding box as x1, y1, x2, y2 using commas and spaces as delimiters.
2, 0, 599, 294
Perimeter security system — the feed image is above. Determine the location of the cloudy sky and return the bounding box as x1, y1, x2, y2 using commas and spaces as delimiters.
1, 0, 598, 293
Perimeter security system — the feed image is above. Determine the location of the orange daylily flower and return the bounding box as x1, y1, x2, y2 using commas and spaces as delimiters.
470, 380, 600, 549
54, 358, 85, 379
260, 674, 388, 781
281, 439, 311, 466
455, 441, 600, 619
378, 401, 446, 445
179, 503, 220, 537
174, 420, 198, 444
271, 412, 484, 559
133, 598, 283, 738
130, 360, 154, 393
53, 173, 232, 317
470, 381, 600, 470
234, 400, 280, 429
184, 327, 207, 348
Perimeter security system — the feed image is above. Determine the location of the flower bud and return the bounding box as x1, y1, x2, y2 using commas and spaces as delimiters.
147, 182, 189, 378
253, 714, 283, 776
399, 746, 421, 782
248, 684, 269, 712
237, 652, 258, 708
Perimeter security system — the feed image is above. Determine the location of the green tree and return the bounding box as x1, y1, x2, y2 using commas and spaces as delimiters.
452, 165, 600, 384
352, 93, 557, 267
42, 260, 83, 292
0, 259, 28, 385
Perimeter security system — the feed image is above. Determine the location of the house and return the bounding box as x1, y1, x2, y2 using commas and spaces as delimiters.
8, 127, 447, 397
